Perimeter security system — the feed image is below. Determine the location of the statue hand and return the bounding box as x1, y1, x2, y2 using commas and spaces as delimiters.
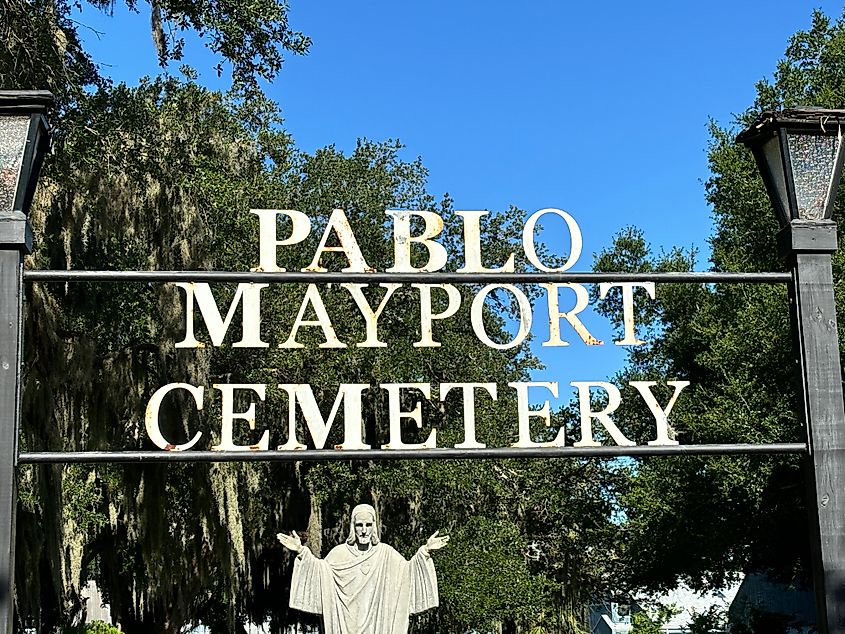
277, 531, 303, 553
425, 530, 450, 552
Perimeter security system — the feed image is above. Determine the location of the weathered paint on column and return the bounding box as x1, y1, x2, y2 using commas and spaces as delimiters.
781, 221, 845, 634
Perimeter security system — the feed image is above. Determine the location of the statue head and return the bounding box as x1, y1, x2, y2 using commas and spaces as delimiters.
345, 503, 380, 547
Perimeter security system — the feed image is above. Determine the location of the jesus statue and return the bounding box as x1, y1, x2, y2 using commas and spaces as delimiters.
277, 503, 449, 634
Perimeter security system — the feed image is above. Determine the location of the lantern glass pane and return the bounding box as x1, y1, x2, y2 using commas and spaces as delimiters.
762, 135, 790, 221
0, 116, 30, 213
787, 132, 840, 220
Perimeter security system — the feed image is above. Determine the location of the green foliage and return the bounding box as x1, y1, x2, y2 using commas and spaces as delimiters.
686, 605, 727, 634
1, 0, 309, 105
1, 0, 102, 106
135, 0, 311, 98
594, 7, 845, 594
62, 621, 122, 634
437, 517, 550, 630
629, 604, 678, 634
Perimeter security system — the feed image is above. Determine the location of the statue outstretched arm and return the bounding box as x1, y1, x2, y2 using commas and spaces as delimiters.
423, 530, 450, 554
276, 531, 304, 554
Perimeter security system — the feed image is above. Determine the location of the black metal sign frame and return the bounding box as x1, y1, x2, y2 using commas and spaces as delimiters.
16, 270, 804, 466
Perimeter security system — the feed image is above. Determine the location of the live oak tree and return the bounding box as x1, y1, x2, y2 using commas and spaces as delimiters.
1, 0, 310, 106
594, 9, 845, 598
4, 0, 309, 629
4, 1, 623, 633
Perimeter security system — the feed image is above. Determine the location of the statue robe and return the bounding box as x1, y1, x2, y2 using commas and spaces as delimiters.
289, 542, 439, 634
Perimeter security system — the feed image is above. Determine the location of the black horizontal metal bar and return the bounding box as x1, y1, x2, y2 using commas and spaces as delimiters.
23, 270, 792, 284
17, 443, 808, 464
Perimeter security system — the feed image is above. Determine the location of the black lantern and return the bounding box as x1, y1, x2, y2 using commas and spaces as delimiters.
0, 90, 53, 252
737, 107, 845, 228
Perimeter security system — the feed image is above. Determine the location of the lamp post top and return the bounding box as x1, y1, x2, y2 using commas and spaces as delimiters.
0, 91, 54, 115
738, 107, 845, 145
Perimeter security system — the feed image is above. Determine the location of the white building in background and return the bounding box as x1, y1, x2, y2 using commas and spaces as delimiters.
589, 581, 741, 634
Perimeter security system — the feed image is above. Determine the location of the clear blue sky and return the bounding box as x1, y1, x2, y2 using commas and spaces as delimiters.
72, 1, 845, 405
